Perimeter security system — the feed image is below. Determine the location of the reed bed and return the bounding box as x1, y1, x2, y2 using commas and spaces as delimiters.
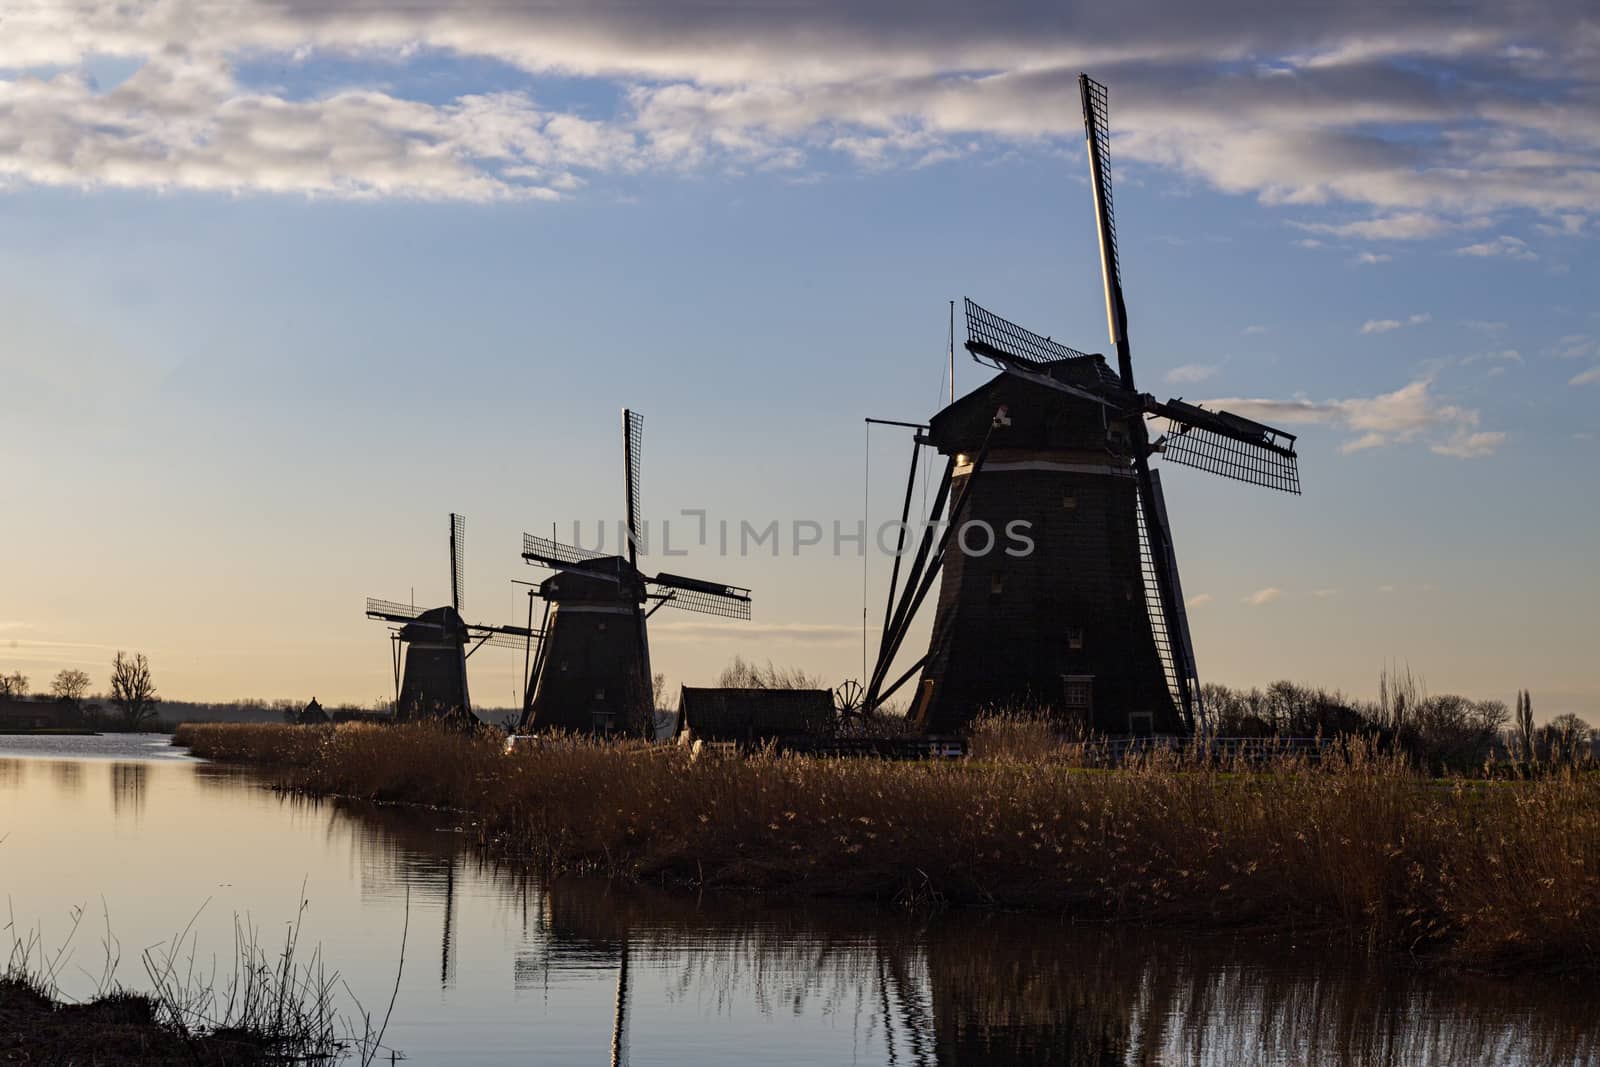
172, 721, 1600, 972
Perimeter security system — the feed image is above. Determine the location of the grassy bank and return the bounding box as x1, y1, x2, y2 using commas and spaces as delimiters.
3, 899, 395, 1066
173, 721, 1600, 972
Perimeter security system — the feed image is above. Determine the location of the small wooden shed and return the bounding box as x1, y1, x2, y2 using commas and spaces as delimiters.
676, 687, 834, 745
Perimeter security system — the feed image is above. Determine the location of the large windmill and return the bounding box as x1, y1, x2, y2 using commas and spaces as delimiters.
367, 513, 542, 723
865, 74, 1301, 736
518, 410, 752, 737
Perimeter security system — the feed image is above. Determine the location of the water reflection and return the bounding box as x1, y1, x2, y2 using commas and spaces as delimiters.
109, 762, 148, 817
0, 758, 25, 789
318, 782, 1600, 1067
50, 760, 83, 794
14, 743, 1591, 1067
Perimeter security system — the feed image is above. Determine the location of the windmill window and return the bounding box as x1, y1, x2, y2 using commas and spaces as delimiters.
1128, 712, 1155, 736
1063, 675, 1093, 709
990, 575, 1005, 597
559, 661, 568, 672
597, 621, 607, 632
1062, 493, 1078, 511
594, 689, 606, 702
1067, 627, 1085, 650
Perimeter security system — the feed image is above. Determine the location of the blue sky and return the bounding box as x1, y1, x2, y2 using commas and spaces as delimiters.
2, 2, 1598, 717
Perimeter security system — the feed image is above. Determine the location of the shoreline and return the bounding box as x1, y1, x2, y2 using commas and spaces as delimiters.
0, 979, 273, 1065
171, 721, 1600, 977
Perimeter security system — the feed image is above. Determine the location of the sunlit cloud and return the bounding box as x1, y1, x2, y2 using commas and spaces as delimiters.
1455, 235, 1537, 260
1207, 377, 1503, 458
1165, 363, 1219, 385
652, 621, 861, 644
1244, 587, 1282, 606
0, 0, 1595, 219
1361, 312, 1430, 335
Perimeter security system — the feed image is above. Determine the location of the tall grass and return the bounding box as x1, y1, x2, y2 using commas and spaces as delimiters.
173, 721, 1600, 972
3, 891, 403, 1064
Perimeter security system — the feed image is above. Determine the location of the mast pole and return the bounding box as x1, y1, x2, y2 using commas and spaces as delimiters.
948, 299, 955, 405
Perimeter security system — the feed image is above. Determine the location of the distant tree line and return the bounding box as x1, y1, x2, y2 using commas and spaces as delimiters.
1199, 667, 1594, 773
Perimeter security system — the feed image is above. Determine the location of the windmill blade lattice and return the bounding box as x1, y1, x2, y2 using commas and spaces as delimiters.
965, 298, 1097, 368
366, 597, 427, 622
1153, 400, 1301, 494
651, 573, 752, 620
623, 409, 644, 565
1080, 74, 1122, 291
522, 533, 608, 569
450, 513, 466, 613
470, 628, 541, 650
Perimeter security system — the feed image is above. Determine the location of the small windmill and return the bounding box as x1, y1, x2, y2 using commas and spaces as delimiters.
518, 409, 752, 738
866, 74, 1301, 736
367, 513, 542, 722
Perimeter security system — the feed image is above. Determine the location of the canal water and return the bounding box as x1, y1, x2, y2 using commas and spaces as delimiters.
1, 734, 1595, 1066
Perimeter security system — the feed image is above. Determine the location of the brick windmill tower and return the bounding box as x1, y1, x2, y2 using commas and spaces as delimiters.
865, 75, 1302, 736
518, 410, 752, 737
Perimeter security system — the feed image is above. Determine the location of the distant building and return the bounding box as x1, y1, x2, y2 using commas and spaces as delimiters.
0, 696, 85, 731
675, 687, 834, 746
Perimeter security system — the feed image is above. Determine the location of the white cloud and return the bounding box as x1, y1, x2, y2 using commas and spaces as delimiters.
1243, 325, 1269, 335
1205, 377, 1504, 458
1165, 363, 1219, 385
0, 57, 619, 200
1297, 213, 1483, 241
1244, 587, 1282, 606
652, 621, 859, 644
1571, 366, 1600, 386
1186, 593, 1214, 608
1554, 335, 1596, 360
1361, 312, 1429, 334
1455, 234, 1537, 260
1355, 251, 1392, 264
1312, 588, 1341, 598
0, 2, 1595, 214
1432, 429, 1507, 458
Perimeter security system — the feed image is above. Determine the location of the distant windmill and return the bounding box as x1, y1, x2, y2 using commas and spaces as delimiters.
518, 410, 752, 737
866, 74, 1301, 736
367, 513, 542, 722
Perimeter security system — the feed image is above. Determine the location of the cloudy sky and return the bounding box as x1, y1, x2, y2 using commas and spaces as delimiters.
3, 1, 1598, 717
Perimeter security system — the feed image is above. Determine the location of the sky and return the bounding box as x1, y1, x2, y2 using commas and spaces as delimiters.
2, 1, 1598, 719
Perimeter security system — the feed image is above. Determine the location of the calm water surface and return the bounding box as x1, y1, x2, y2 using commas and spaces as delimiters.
1, 734, 1595, 1066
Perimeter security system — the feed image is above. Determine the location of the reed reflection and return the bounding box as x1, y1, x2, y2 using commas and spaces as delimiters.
226, 774, 1600, 1067
49, 760, 83, 795
0, 759, 27, 790
108, 762, 147, 818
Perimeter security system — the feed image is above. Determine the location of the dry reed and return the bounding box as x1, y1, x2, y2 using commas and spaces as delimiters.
172, 721, 1600, 972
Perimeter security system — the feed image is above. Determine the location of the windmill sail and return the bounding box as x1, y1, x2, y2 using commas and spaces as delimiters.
963, 299, 1116, 407
650, 573, 752, 620
1146, 470, 1200, 716
366, 597, 427, 623
449, 513, 466, 613
1080, 73, 1131, 385
468, 627, 542, 651
522, 533, 611, 570
623, 409, 644, 567
1151, 399, 1301, 494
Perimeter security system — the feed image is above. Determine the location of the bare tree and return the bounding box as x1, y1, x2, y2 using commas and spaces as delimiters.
1540, 713, 1593, 765
1516, 689, 1536, 763
716, 655, 820, 690
0, 671, 28, 699
50, 668, 92, 704
109, 652, 160, 730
